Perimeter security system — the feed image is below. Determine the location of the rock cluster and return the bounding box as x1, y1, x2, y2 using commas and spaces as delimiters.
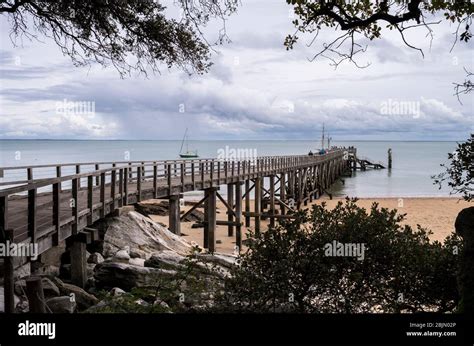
3, 210, 235, 313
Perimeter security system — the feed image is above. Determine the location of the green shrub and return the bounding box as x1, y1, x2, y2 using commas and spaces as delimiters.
213, 198, 461, 313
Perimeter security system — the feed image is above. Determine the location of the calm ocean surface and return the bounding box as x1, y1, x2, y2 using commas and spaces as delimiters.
0, 140, 458, 198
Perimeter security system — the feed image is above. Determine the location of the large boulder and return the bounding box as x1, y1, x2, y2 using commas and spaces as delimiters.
94, 262, 177, 291
102, 211, 193, 259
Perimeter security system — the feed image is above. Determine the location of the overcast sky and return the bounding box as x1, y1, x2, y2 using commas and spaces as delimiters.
0, 0, 472, 141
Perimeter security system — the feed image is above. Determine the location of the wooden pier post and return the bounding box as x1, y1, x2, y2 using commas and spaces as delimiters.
70, 239, 87, 288
26, 276, 47, 313
169, 195, 181, 236
254, 177, 262, 234
269, 175, 276, 228
388, 148, 392, 169
203, 187, 217, 252
245, 180, 251, 227
297, 169, 303, 210
235, 182, 243, 251
3, 228, 15, 313
227, 184, 234, 237
279, 173, 286, 215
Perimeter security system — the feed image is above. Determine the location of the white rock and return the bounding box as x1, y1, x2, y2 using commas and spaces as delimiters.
102, 211, 194, 258
129, 258, 145, 267
114, 249, 130, 263
109, 287, 126, 296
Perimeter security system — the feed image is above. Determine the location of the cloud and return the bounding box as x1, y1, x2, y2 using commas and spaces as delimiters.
0, 2, 472, 141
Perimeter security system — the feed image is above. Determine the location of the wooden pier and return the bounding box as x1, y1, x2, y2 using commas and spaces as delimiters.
0, 148, 356, 311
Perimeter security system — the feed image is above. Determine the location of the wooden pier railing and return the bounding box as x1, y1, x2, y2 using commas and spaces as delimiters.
0, 148, 354, 257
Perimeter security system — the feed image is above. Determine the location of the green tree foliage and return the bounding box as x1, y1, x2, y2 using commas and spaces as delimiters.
1, 0, 238, 76
213, 199, 461, 313
433, 135, 473, 202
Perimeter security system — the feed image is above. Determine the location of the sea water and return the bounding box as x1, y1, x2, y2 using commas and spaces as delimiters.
0, 140, 460, 198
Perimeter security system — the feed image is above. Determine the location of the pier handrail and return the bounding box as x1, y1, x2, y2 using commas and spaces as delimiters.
0, 153, 344, 196
0, 148, 354, 255
0, 149, 354, 190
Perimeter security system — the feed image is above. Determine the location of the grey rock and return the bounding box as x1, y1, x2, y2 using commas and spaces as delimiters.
134, 298, 149, 307
94, 262, 177, 291
88, 252, 104, 264
87, 263, 96, 278
129, 250, 142, 259
153, 299, 171, 311
129, 258, 145, 267
144, 251, 186, 270
52, 277, 99, 310
109, 287, 126, 297
114, 249, 130, 263
46, 296, 76, 313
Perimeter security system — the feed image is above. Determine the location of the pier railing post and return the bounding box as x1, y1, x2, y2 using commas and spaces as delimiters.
56, 165, 62, 192
71, 178, 79, 234
28, 188, 37, 242
2, 227, 15, 313
111, 168, 116, 210
269, 175, 276, 228
235, 182, 243, 252
280, 172, 286, 216
245, 180, 251, 227
227, 183, 234, 237
254, 176, 261, 234
180, 163, 185, 192
137, 165, 142, 202
123, 167, 129, 206
153, 163, 158, 198
167, 163, 172, 195
119, 168, 124, 208
100, 172, 106, 217
87, 176, 93, 225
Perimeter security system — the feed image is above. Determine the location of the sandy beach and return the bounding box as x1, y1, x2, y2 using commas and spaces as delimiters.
147, 197, 471, 255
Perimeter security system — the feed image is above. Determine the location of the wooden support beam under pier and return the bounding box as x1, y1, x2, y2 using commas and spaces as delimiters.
227, 183, 234, 237
203, 187, 217, 252
169, 195, 181, 236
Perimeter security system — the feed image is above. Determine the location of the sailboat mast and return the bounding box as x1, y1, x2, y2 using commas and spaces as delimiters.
321, 124, 325, 149
179, 128, 188, 154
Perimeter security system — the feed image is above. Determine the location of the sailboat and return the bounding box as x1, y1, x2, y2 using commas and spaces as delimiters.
179, 128, 199, 158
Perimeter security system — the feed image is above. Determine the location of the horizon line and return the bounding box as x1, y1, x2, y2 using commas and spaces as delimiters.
0, 138, 466, 142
